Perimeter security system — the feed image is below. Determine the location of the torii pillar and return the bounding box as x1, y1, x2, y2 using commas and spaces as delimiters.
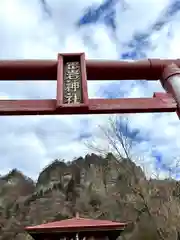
161, 63, 180, 118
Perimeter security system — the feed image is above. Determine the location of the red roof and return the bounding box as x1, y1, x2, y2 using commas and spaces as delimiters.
25, 217, 127, 233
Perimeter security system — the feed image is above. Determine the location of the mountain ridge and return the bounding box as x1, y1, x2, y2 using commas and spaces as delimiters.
0, 153, 179, 240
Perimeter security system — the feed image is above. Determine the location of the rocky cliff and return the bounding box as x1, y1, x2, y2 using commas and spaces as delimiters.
0, 153, 179, 240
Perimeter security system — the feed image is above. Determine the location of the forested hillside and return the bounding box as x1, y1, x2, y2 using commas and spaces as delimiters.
0, 153, 180, 240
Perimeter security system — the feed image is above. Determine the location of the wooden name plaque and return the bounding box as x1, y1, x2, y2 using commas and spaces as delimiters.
57, 53, 88, 111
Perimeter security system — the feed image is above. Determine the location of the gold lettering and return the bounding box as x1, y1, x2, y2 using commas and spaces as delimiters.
65, 83, 72, 92
68, 69, 80, 75
73, 93, 79, 103
66, 62, 79, 69
71, 81, 80, 91
66, 73, 80, 80
63, 61, 82, 104
64, 93, 80, 104
65, 93, 73, 104
65, 82, 80, 92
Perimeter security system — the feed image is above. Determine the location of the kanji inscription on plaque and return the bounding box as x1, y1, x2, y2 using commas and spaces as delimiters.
63, 61, 83, 104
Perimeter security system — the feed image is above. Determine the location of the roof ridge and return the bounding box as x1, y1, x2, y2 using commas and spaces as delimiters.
25, 217, 128, 232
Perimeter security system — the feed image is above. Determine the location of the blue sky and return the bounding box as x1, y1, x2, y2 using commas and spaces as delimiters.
1, 0, 180, 179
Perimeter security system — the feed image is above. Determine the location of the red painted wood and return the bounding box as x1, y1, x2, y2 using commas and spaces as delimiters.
0, 58, 180, 80
25, 217, 127, 233
153, 92, 176, 104
160, 64, 180, 119
0, 54, 179, 117
80, 53, 89, 106
56, 54, 63, 106
0, 97, 176, 116
0, 60, 57, 80
0, 99, 56, 115
153, 92, 174, 99
89, 97, 176, 113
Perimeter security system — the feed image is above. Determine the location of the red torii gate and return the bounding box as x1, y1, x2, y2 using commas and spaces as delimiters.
0, 52, 180, 117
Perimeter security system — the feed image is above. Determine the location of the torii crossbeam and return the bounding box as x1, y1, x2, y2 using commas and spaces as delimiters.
0, 53, 180, 117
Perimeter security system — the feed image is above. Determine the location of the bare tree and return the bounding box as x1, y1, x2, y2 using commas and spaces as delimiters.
85, 115, 180, 240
